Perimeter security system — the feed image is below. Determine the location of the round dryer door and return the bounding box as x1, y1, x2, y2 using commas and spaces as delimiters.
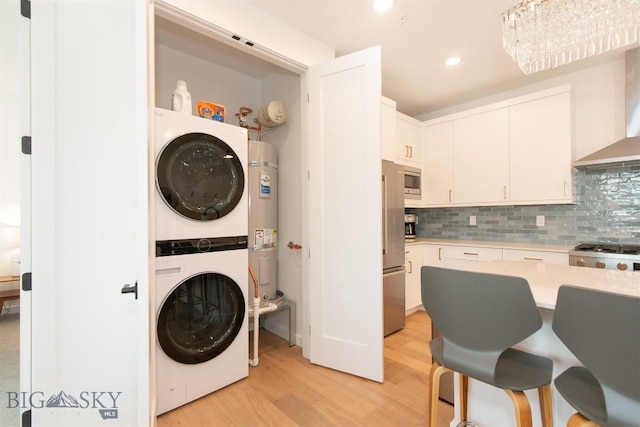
157, 272, 245, 364
157, 132, 245, 221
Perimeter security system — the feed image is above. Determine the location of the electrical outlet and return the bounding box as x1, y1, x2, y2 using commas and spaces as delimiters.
536, 215, 545, 227
469, 215, 476, 225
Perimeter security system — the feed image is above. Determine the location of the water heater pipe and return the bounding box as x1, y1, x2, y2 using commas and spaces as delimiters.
248, 265, 278, 367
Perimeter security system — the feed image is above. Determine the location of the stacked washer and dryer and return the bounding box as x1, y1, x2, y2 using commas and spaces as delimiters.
154, 108, 249, 415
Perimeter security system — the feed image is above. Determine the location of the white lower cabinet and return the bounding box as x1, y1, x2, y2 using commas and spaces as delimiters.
405, 245, 424, 312
502, 248, 568, 265
440, 245, 503, 269
422, 244, 444, 267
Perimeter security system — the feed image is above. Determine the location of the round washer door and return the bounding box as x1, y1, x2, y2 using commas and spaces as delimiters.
157, 132, 245, 221
157, 272, 245, 364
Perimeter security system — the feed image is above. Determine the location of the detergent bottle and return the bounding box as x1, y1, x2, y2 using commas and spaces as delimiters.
171, 80, 192, 114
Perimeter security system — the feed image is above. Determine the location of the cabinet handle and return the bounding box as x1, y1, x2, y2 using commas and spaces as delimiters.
524, 257, 543, 261
448, 189, 452, 202
409, 145, 413, 158
503, 185, 508, 200
408, 260, 413, 274
463, 252, 479, 256
564, 181, 568, 196
438, 248, 442, 261
405, 145, 410, 158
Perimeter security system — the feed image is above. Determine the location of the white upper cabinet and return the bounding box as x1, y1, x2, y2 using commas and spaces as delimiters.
396, 111, 423, 167
454, 108, 510, 204
423, 86, 573, 207
381, 96, 397, 161
509, 91, 572, 203
424, 121, 455, 205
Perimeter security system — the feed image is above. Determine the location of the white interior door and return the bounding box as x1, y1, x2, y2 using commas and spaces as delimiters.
29, 1, 150, 425
307, 46, 383, 382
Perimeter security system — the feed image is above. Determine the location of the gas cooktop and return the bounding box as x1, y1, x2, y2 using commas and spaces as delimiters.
570, 243, 640, 271
572, 243, 640, 256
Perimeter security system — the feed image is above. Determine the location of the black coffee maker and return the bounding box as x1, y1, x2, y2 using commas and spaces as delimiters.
404, 213, 417, 239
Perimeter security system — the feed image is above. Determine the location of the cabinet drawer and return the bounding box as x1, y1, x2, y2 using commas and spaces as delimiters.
502, 249, 568, 265
442, 246, 502, 262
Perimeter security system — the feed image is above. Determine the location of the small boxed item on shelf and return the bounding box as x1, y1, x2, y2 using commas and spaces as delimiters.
197, 101, 226, 122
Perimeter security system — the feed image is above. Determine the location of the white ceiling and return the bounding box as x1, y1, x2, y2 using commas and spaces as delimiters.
244, 0, 630, 117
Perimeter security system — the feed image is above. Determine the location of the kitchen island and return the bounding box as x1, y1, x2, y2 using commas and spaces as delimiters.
447, 260, 639, 427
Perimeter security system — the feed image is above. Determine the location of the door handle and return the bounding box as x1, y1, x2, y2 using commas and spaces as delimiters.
121, 281, 138, 300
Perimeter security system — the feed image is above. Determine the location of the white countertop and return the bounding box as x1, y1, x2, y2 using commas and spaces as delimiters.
469, 260, 640, 309
405, 238, 573, 253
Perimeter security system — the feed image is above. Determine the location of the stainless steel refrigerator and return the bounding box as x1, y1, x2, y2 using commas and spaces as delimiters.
382, 160, 406, 336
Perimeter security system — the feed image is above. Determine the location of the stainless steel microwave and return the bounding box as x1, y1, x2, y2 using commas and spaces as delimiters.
404, 166, 421, 199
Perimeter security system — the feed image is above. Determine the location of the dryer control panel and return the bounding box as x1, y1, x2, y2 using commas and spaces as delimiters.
156, 236, 248, 257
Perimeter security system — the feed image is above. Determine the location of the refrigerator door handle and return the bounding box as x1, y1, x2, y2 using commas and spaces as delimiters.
382, 173, 388, 256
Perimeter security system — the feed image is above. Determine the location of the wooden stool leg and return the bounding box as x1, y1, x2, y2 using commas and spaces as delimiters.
538, 384, 553, 427
567, 413, 599, 427
459, 373, 469, 421
504, 389, 533, 427
428, 362, 450, 427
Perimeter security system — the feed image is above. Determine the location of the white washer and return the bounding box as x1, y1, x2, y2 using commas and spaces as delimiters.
155, 243, 248, 415
154, 108, 248, 241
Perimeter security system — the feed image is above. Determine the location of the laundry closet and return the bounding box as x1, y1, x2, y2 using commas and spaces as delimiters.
154, 14, 302, 345
153, 0, 386, 384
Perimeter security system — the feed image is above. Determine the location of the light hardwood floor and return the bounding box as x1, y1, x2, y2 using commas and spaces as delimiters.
156, 311, 454, 427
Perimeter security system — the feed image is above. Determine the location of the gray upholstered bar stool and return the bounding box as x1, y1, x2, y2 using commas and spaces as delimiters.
552, 285, 640, 427
421, 266, 554, 427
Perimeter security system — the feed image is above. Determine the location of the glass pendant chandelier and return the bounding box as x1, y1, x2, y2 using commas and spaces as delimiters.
502, 0, 640, 74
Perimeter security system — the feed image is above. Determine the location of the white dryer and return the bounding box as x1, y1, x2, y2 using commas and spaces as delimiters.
154, 108, 248, 241
155, 238, 248, 415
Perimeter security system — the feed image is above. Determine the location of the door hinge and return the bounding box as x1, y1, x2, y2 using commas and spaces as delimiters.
20, 0, 30, 19
22, 136, 31, 155
22, 272, 31, 291
22, 409, 31, 426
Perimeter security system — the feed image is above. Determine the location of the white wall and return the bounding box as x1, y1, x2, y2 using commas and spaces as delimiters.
0, 0, 22, 278
260, 72, 303, 341
417, 59, 625, 160
155, 44, 263, 120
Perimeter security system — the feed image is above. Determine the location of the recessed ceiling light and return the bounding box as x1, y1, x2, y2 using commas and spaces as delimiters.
373, 0, 394, 12
445, 56, 461, 66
